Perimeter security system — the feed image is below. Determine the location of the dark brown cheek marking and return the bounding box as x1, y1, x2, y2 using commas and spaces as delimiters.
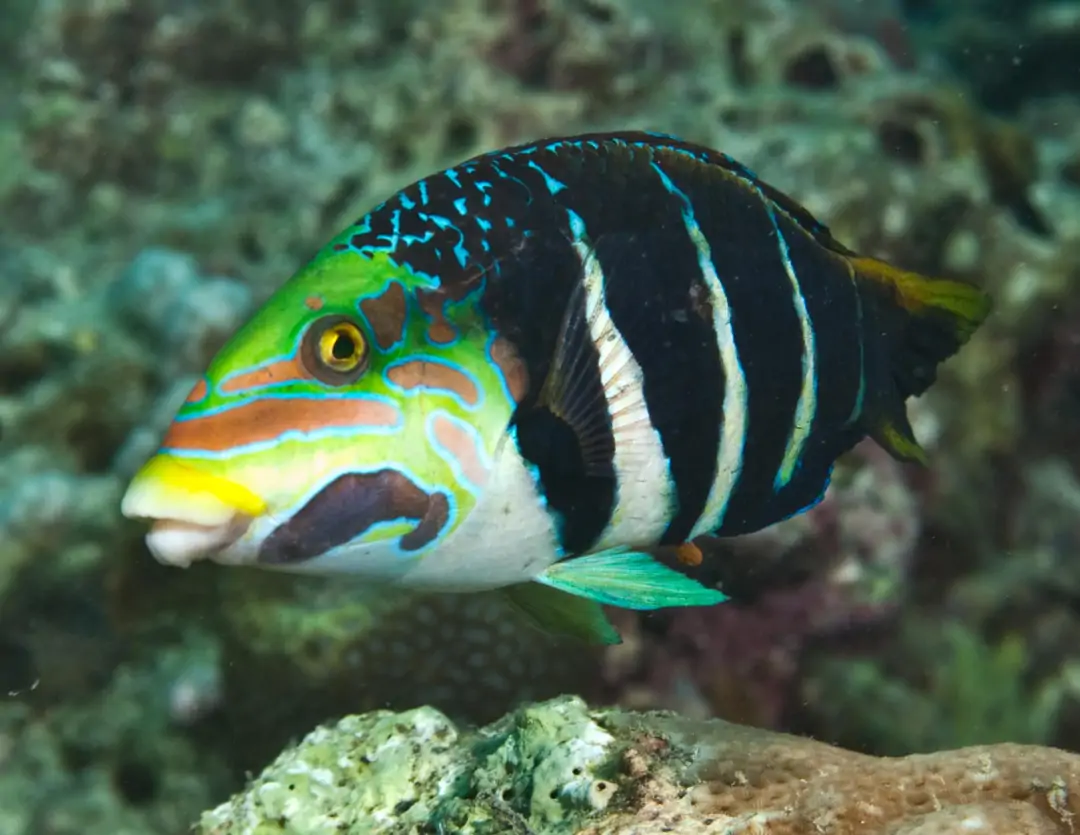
185, 377, 209, 404
304, 295, 325, 311
416, 288, 457, 345
401, 492, 450, 552
258, 469, 451, 565
219, 357, 312, 394
386, 360, 480, 406
491, 337, 529, 403
359, 282, 407, 350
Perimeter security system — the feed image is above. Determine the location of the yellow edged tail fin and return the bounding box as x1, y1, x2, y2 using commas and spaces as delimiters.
849, 256, 992, 465
851, 256, 993, 346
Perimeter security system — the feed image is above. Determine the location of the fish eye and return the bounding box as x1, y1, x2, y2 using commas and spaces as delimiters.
301, 315, 369, 385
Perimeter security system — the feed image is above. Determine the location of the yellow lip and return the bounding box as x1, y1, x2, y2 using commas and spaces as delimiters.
121, 454, 267, 525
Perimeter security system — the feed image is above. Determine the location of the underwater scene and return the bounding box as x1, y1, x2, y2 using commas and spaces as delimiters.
3, 0, 1080, 832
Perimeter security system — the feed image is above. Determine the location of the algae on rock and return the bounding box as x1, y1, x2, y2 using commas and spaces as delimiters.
200, 696, 621, 835
199, 694, 1080, 835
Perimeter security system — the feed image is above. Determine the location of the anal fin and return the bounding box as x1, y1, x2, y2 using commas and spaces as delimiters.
869, 410, 929, 465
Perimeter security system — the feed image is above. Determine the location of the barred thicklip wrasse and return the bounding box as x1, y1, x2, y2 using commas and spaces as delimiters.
121, 131, 991, 644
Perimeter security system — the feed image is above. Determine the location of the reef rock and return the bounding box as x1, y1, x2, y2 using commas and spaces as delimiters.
199, 694, 1080, 835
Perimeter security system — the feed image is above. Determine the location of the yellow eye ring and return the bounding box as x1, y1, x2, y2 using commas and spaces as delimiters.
301, 315, 370, 385
318, 321, 366, 371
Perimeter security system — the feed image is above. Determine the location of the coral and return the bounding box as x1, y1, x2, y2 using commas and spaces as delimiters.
199, 694, 1080, 834
0, 632, 233, 835
928, 0, 1080, 110
487, 0, 669, 105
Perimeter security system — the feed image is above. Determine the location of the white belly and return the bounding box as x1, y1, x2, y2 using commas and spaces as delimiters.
400, 430, 562, 592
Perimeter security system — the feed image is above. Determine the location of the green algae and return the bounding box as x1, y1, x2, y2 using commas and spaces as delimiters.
199, 696, 623, 835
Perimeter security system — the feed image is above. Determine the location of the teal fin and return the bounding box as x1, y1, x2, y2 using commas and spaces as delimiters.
535, 548, 728, 611
502, 583, 622, 645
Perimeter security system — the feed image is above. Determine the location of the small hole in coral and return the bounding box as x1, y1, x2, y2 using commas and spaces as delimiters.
114, 759, 159, 805
387, 142, 413, 172
61, 743, 94, 771
445, 117, 478, 154
877, 119, 925, 164
581, 0, 614, 23
728, 28, 750, 86
783, 45, 839, 89
549, 788, 559, 799
239, 230, 264, 263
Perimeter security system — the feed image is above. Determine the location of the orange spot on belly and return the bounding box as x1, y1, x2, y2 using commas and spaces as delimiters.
220, 358, 312, 394
162, 397, 401, 452
431, 414, 490, 490
387, 360, 480, 407
304, 295, 325, 311
674, 542, 703, 567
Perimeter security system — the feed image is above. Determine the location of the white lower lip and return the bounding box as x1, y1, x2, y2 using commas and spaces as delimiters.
146, 518, 247, 567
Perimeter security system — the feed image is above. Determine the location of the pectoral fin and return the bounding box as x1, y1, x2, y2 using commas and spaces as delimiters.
502, 583, 622, 645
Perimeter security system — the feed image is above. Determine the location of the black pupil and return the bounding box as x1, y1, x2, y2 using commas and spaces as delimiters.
331, 331, 356, 361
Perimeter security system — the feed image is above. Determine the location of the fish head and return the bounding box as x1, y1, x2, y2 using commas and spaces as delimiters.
121, 243, 528, 577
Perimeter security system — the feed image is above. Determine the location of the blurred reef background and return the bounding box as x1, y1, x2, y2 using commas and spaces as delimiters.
3, 0, 1080, 831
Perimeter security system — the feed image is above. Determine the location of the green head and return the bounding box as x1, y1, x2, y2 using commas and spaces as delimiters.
120, 236, 527, 578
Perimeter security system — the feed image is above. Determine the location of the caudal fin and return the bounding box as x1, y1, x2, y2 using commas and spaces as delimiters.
851, 256, 992, 465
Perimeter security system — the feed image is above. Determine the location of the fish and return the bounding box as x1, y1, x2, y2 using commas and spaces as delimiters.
120, 130, 992, 645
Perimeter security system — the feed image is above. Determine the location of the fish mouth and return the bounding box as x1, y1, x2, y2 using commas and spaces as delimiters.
120, 455, 267, 568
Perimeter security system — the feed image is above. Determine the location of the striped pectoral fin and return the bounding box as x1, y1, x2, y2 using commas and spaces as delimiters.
502, 583, 623, 645
534, 548, 727, 611
529, 244, 617, 479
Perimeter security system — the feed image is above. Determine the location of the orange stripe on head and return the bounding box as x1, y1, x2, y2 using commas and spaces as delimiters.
359, 283, 408, 351
431, 414, 490, 490
184, 377, 209, 404
162, 397, 402, 452
220, 357, 313, 395
491, 337, 528, 404
387, 360, 480, 407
